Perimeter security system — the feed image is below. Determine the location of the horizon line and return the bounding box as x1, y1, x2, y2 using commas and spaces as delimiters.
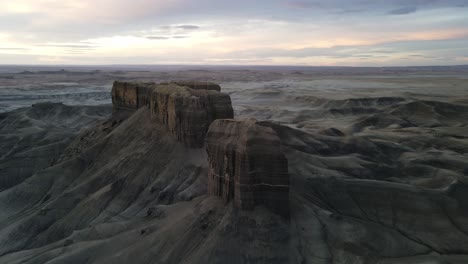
0, 64, 467, 68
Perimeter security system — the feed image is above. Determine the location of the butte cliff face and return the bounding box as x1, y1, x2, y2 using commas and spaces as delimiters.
111, 81, 155, 112
112, 81, 289, 214
111, 81, 234, 148
205, 118, 290, 216
150, 84, 233, 148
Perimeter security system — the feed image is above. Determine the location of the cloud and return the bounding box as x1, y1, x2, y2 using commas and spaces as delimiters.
176, 25, 200, 30
0, 47, 29, 51
144, 35, 190, 40
145, 36, 170, 40
218, 36, 468, 64
336, 9, 365, 14
35, 44, 99, 48
282, 0, 468, 13
0, 47, 30, 54
139, 24, 200, 40
143, 35, 190, 40
32, 43, 100, 54
0, 0, 467, 65
0, 1, 182, 21
0, 0, 185, 43
389, 6, 418, 15
285, 1, 322, 9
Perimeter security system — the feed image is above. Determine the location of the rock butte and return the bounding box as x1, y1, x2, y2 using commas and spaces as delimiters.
112, 81, 233, 148
206, 118, 290, 217
111, 81, 155, 112
149, 84, 234, 148
111, 80, 222, 113
112, 81, 290, 216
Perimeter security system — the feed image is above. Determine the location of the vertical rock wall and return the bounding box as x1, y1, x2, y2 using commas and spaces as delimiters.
111, 81, 155, 112
206, 118, 290, 216
111, 81, 289, 215
111, 81, 234, 148
149, 84, 234, 148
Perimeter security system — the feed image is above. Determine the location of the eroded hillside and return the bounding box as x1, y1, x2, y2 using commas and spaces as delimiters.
0, 80, 467, 264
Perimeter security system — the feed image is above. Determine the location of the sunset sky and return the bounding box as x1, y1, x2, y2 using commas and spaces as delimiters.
0, 0, 467, 66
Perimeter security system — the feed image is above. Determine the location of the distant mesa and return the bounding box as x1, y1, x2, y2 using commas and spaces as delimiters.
206, 118, 290, 217
18, 69, 70, 75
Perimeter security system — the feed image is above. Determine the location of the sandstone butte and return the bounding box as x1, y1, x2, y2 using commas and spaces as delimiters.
112, 81, 233, 148
111, 81, 290, 216
206, 118, 290, 217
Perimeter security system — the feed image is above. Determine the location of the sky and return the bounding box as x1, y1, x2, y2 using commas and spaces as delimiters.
0, 0, 467, 66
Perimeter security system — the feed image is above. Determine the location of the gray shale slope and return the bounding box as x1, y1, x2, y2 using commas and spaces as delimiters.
0, 77, 468, 264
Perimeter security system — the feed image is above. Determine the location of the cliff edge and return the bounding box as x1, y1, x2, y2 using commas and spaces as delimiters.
111, 81, 234, 148
206, 118, 290, 217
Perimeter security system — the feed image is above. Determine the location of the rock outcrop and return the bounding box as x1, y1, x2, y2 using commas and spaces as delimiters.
206, 118, 289, 216
111, 81, 234, 148
150, 84, 233, 148
111, 81, 155, 112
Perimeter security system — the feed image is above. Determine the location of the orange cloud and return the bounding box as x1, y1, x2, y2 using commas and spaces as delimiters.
395, 28, 468, 42
288, 27, 468, 50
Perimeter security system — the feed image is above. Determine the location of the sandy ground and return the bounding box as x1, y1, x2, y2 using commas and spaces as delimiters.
0, 66, 468, 263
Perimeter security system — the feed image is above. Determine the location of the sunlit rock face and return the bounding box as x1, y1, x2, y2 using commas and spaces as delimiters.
206, 118, 290, 217
111, 81, 234, 148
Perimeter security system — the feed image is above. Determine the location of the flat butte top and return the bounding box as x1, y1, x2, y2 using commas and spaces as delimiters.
160, 81, 221, 92
206, 118, 282, 152
152, 83, 225, 97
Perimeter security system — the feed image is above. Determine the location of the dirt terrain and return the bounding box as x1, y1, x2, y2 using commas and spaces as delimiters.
0, 66, 467, 263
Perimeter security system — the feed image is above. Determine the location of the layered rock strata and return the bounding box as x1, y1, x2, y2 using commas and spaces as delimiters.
149, 84, 233, 148
111, 81, 234, 148
206, 118, 290, 216
111, 81, 154, 112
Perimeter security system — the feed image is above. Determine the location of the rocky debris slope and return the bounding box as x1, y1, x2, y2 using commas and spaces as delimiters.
53, 109, 132, 164
0, 99, 468, 263
0, 107, 209, 257
206, 118, 289, 217
267, 120, 468, 263
1, 75, 468, 263
112, 81, 234, 148
0, 102, 110, 191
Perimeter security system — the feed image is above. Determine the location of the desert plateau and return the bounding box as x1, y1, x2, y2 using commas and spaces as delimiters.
0, 65, 467, 263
